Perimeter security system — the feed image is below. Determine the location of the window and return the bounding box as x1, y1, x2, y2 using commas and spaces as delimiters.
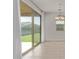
56, 20, 64, 31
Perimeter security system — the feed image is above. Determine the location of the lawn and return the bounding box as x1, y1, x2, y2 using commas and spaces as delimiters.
21, 33, 40, 43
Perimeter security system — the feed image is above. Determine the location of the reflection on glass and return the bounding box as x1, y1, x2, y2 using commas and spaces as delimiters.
56, 20, 64, 31
20, 16, 32, 53
34, 16, 41, 45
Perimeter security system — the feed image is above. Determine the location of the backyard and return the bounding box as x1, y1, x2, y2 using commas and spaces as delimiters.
21, 33, 40, 43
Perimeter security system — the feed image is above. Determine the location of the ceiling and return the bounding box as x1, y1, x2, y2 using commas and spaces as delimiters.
20, 1, 32, 16
20, 1, 41, 16
30, 0, 65, 13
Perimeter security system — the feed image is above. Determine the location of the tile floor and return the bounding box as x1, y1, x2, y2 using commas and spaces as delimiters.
22, 42, 65, 59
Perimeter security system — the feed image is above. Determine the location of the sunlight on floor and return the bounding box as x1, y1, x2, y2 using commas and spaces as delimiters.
21, 42, 32, 53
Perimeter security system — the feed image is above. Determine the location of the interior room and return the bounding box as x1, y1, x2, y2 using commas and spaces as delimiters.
13, 0, 65, 59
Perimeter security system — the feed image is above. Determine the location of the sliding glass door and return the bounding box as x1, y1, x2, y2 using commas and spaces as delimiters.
20, 0, 41, 55
20, 16, 32, 53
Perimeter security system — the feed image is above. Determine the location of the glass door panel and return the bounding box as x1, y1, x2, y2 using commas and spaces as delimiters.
33, 11, 41, 46
20, 16, 32, 53
34, 16, 41, 45
20, 1, 33, 54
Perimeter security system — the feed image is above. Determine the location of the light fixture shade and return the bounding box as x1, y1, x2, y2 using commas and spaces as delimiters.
55, 16, 60, 19
55, 15, 65, 20
56, 21, 64, 24
55, 3, 65, 20
60, 16, 65, 19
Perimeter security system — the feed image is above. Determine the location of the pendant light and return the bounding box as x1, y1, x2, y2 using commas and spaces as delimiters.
55, 3, 65, 21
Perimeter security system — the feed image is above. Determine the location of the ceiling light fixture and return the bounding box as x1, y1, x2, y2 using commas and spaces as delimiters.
55, 3, 65, 21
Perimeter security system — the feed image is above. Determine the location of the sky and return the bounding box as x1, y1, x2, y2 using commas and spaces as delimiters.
20, 16, 40, 25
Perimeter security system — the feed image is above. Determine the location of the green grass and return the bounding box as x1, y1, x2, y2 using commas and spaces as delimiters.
21, 33, 40, 43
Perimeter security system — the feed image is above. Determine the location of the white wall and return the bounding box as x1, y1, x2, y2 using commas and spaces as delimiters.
13, 0, 21, 59
44, 12, 65, 42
